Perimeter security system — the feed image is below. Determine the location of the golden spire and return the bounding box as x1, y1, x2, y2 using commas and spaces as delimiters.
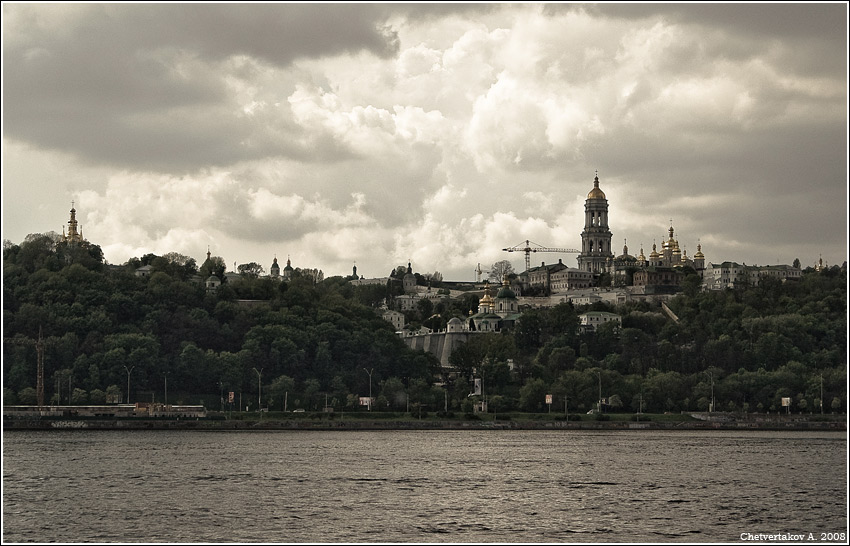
64, 201, 83, 243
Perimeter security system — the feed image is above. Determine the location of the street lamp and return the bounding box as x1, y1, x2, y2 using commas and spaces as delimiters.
123, 365, 135, 405
252, 368, 263, 411
705, 370, 715, 413
163, 373, 168, 407
363, 368, 374, 411
595, 370, 602, 414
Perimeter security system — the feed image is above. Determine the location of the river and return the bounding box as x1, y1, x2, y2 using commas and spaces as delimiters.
2, 429, 846, 543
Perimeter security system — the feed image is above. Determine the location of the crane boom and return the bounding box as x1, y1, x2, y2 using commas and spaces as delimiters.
502, 240, 580, 272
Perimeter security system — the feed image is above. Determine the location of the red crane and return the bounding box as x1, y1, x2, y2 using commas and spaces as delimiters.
502, 240, 580, 272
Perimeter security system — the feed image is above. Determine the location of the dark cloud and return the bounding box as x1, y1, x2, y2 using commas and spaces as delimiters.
590, 3, 845, 40
591, 3, 847, 76
3, 3, 845, 277
3, 3, 400, 171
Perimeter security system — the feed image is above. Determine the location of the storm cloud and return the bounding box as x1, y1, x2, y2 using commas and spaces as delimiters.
2, 3, 846, 279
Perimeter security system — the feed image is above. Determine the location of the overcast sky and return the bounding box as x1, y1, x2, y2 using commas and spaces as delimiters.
3, 3, 847, 280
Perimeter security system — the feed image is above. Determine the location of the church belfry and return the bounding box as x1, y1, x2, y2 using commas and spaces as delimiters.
63, 201, 84, 244
577, 172, 613, 274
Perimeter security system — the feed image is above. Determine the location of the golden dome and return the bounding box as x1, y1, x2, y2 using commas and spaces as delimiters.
694, 243, 704, 259
649, 242, 659, 259
587, 174, 606, 199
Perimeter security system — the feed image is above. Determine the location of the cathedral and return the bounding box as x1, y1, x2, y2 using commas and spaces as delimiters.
572, 173, 706, 290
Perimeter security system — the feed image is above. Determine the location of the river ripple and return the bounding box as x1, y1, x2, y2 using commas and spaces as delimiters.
2, 429, 846, 543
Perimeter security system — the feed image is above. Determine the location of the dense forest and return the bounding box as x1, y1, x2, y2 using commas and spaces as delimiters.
3, 232, 847, 416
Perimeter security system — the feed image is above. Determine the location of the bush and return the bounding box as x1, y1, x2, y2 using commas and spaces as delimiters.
3, 388, 18, 405
594, 413, 610, 421
17, 387, 37, 405
631, 414, 651, 421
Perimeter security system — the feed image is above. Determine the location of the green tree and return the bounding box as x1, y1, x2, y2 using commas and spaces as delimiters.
17, 387, 37, 405
518, 378, 548, 412
489, 260, 514, 282
380, 377, 407, 410
268, 375, 295, 411
237, 262, 265, 278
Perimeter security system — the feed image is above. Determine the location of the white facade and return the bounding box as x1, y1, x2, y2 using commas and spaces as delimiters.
382, 309, 405, 331
579, 311, 622, 332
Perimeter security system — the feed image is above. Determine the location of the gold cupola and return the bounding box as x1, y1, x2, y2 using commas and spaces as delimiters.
587, 173, 606, 199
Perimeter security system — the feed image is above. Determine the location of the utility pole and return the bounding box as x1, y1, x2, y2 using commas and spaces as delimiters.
4, 327, 51, 409
36, 327, 45, 409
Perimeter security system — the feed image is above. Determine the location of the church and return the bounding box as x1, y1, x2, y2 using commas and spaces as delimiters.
521, 172, 707, 294
62, 202, 85, 244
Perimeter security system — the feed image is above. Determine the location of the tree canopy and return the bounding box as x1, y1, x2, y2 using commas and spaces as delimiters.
3, 233, 846, 416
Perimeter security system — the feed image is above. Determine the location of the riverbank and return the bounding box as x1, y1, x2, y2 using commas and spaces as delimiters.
4, 413, 846, 431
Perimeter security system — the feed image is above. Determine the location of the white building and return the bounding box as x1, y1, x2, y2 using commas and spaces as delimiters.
578, 311, 622, 332
382, 309, 405, 331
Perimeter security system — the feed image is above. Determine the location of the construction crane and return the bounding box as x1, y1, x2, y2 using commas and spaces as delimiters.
502, 240, 581, 272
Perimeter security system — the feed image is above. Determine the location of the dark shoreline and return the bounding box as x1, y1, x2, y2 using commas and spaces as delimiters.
4, 417, 846, 432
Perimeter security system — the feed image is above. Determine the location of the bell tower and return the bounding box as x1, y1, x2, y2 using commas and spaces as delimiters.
63, 201, 84, 244
577, 172, 613, 274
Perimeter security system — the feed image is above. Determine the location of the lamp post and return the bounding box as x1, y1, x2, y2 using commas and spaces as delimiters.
705, 370, 715, 413
820, 374, 824, 415
163, 373, 168, 407
363, 368, 373, 411
123, 365, 135, 405
595, 370, 602, 414
252, 368, 263, 411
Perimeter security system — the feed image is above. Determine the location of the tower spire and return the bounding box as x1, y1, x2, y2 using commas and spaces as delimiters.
64, 201, 83, 243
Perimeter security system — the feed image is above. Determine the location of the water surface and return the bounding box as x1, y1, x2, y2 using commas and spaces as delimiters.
3, 430, 846, 542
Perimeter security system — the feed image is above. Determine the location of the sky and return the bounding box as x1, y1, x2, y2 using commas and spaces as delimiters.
2, 2, 847, 281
